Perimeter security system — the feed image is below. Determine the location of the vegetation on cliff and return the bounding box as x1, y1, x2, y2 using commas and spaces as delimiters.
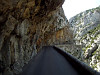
69, 6, 100, 72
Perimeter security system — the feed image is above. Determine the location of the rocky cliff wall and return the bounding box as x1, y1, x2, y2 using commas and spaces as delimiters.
69, 6, 100, 72
0, 0, 73, 75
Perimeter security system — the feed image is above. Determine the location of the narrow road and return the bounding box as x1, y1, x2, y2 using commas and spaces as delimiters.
19, 46, 100, 75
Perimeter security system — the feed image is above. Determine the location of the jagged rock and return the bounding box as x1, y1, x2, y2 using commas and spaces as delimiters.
3, 67, 13, 75
0, 0, 74, 74
69, 6, 100, 72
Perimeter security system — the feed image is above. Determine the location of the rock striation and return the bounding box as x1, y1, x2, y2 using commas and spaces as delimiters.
0, 0, 73, 75
69, 6, 100, 72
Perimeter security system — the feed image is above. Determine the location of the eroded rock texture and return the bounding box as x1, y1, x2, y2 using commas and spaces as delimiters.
69, 6, 100, 72
0, 0, 73, 74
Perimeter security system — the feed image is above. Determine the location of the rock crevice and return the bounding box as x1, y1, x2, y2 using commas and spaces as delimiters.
0, 0, 73, 74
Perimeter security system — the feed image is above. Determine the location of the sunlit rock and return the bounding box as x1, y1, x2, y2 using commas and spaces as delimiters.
69, 6, 100, 72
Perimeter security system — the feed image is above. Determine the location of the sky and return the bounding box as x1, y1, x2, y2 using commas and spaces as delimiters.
62, 0, 100, 20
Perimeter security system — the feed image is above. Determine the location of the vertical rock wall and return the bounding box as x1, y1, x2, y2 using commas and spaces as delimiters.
0, 0, 73, 75
69, 6, 100, 72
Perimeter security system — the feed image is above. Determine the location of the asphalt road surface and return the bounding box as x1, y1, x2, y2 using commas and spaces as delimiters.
19, 46, 100, 75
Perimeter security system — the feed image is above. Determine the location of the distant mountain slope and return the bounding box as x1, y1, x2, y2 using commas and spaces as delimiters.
69, 6, 100, 72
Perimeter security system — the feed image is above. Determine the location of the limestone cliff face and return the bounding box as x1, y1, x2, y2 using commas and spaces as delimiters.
69, 6, 100, 72
0, 0, 73, 74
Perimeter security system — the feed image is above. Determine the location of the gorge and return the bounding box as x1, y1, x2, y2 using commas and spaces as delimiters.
69, 6, 100, 72
0, 0, 100, 75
